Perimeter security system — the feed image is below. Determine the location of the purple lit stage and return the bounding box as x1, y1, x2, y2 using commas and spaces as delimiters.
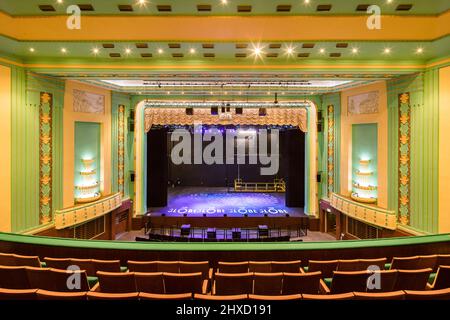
146, 187, 308, 229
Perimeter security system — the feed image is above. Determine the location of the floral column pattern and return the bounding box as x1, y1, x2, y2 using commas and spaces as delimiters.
398, 92, 411, 225
118, 105, 125, 196
327, 105, 335, 197
39, 92, 53, 224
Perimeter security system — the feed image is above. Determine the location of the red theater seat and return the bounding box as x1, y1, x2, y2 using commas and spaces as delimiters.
163, 272, 207, 294
353, 291, 405, 300
127, 261, 158, 273
139, 293, 192, 300
404, 287, 450, 300
218, 262, 249, 273
329, 270, 371, 294
0, 288, 37, 300
307, 260, 339, 278
282, 271, 323, 295
0, 266, 30, 289
337, 258, 387, 272
87, 292, 139, 300
134, 272, 165, 294
249, 261, 272, 273
179, 261, 212, 280
249, 294, 302, 301
36, 289, 87, 300
213, 273, 253, 295
0, 253, 41, 268
302, 292, 354, 300
157, 261, 179, 273
393, 269, 433, 291
44, 257, 72, 270
95, 271, 137, 293
253, 272, 283, 295
430, 265, 450, 290
390, 256, 420, 270
271, 261, 302, 273
26, 267, 90, 292
194, 294, 248, 300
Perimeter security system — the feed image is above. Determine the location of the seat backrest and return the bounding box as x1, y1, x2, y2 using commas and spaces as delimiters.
214, 273, 253, 295
96, 271, 137, 293
282, 271, 322, 295
271, 261, 301, 273
436, 254, 450, 272
26, 267, 58, 291
393, 268, 432, 290
0, 266, 30, 289
127, 261, 158, 273
433, 265, 450, 290
93, 259, 121, 273
163, 272, 203, 294
48, 268, 90, 292
302, 292, 354, 300
366, 270, 398, 293
36, 289, 87, 301
0, 253, 16, 266
139, 293, 192, 300
404, 287, 450, 300
353, 290, 405, 300
157, 261, 179, 273
308, 260, 338, 278
70, 259, 96, 276
358, 258, 387, 271
218, 262, 249, 274
0, 288, 37, 300
134, 272, 165, 294
13, 254, 41, 268
249, 294, 302, 301
249, 261, 272, 273
179, 261, 210, 279
87, 292, 139, 300
194, 294, 247, 301
390, 256, 420, 270
336, 259, 361, 272
44, 257, 72, 271
253, 272, 283, 295
330, 270, 370, 294
417, 255, 438, 270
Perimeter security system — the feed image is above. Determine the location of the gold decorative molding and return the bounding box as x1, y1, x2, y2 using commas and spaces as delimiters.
39, 92, 53, 224
330, 193, 397, 230
144, 107, 308, 132
54, 193, 122, 230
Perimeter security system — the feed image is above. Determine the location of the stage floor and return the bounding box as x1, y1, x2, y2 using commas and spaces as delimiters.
148, 187, 306, 218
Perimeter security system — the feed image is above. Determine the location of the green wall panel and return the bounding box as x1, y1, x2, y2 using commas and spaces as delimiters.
10, 69, 64, 233
387, 71, 439, 233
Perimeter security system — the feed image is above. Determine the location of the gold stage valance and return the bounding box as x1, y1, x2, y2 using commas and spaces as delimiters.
144, 107, 308, 133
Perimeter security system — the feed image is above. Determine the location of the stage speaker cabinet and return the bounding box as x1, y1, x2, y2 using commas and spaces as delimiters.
186, 108, 194, 115
147, 127, 168, 207
285, 128, 306, 207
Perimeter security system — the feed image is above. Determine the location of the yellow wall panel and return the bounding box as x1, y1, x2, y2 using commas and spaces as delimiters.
439, 66, 450, 233
0, 65, 11, 232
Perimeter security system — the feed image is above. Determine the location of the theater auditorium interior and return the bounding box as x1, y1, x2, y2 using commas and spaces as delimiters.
0, 0, 450, 306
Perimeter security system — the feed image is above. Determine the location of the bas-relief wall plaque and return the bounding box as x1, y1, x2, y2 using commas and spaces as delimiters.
348, 91, 379, 115
73, 89, 105, 114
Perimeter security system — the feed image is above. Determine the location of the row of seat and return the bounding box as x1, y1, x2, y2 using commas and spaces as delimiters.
2, 288, 450, 300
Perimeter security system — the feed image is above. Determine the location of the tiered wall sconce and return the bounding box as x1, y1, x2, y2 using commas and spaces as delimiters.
351, 159, 378, 204
75, 158, 101, 203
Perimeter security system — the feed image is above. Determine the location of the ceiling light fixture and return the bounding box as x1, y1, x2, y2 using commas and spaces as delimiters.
250, 43, 265, 60
190, 48, 196, 54
57, 0, 63, 4
383, 48, 391, 54
158, 48, 164, 54
284, 45, 296, 57
351, 48, 359, 54
319, 48, 325, 54
136, 0, 148, 7
125, 48, 132, 55
416, 47, 424, 54
304, 0, 311, 4
221, 0, 228, 5
29, 48, 35, 53
92, 48, 100, 55
61, 48, 67, 54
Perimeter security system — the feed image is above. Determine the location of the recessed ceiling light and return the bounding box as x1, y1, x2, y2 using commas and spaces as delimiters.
29, 48, 35, 53
136, 0, 148, 6
61, 48, 67, 53
416, 47, 424, 54
125, 48, 132, 54
319, 48, 325, 54
383, 48, 391, 54
387, 0, 393, 3
250, 44, 265, 59
167, 91, 170, 95
92, 48, 100, 55
158, 48, 164, 54
351, 48, 359, 54
138, 92, 142, 94
181, 91, 185, 95
304, 0, 310, 4
57, 0, 63, 3
221, 0, 228, 4
284, 45, 296, 57
190, 48, 196, 54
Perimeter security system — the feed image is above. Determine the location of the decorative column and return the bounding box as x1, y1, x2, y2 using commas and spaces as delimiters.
118, 105, 126, 197
39, 92, 53, 224
327, 105, 335, 197
398, 92, 411, 225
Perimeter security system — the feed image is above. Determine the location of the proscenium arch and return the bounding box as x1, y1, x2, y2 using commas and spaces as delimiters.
133, 100, 318, 217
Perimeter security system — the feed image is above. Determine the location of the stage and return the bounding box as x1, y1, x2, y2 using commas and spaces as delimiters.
145, 187, 308, 229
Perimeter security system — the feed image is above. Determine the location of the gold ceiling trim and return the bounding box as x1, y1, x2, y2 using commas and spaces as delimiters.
144, 107, 308, 133
0, 12, 448, 41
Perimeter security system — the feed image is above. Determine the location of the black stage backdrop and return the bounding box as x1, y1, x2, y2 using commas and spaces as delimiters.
147, 127, 305, 207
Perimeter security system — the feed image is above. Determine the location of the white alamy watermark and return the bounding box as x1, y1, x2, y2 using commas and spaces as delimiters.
170, 123, 280, 176
66, 5, 81, 30
366, 5, 382, 30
